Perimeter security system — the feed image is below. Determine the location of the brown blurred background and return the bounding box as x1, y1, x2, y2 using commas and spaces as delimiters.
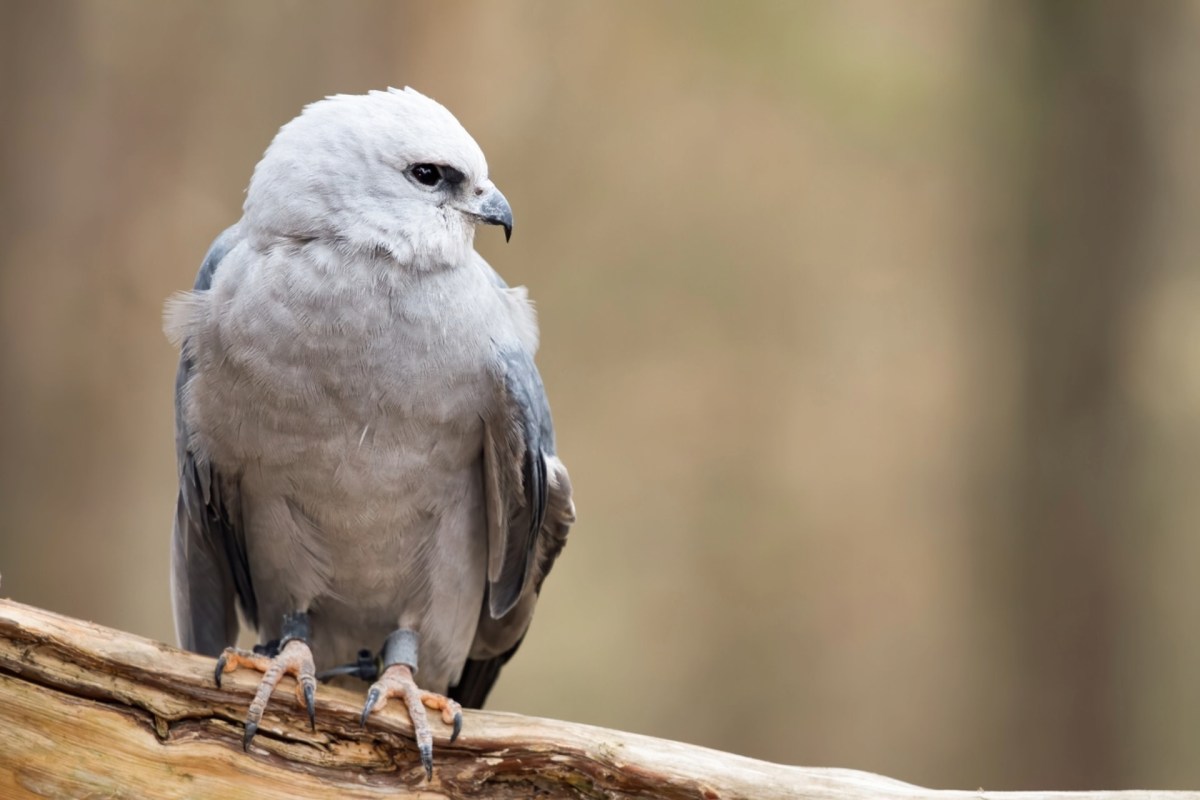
2, 0, 1199, 790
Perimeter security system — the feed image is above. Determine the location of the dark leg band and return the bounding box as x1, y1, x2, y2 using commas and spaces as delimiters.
278, 610, 310, 650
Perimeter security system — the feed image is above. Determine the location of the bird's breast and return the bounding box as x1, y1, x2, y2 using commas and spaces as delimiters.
188, 250, 509, 492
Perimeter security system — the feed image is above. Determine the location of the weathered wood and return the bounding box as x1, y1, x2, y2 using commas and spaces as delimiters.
0, 598, 1191, 799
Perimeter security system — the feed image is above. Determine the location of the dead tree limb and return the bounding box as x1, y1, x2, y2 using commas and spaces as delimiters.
0, 598, 1191, 799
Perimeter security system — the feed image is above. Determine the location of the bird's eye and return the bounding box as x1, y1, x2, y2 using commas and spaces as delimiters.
411, 164, 442, 187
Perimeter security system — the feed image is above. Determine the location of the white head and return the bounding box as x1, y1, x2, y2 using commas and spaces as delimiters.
242, 88, 512, 271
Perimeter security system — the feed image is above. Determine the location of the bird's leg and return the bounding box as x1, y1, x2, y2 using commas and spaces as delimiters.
360, 629, 463, 780
215, 610, 317, 750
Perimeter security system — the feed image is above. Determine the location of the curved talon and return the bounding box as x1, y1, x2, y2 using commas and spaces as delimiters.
303, 680, 316, 731
420, 742, 433, 781
361, 687, 380, 728
215, 646, 265, 692
450, 710, 462, 743
242, 719, 258, 751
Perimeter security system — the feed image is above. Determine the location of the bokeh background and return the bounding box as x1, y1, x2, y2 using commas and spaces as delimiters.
3, 0, 1199, 790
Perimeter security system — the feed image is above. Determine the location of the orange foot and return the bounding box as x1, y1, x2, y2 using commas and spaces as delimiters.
215, 638, 317, 750
361, 663, 463, 779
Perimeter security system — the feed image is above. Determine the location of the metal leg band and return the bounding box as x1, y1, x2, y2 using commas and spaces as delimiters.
381, 628, 420, 675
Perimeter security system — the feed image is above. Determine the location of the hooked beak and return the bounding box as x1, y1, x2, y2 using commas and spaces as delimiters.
468, 184, 513, 242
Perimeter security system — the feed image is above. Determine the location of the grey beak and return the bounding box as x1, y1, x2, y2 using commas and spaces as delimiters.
477, 187, 513, 242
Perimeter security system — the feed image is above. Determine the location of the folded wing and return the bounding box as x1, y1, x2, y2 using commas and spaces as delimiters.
454, 346, 575, 707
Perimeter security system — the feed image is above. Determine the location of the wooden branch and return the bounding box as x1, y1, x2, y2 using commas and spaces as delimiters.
0, 599, 1190, 800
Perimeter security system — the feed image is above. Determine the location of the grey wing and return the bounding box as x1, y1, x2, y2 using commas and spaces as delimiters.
451, 348, 575, 707
170, 224, 258, 656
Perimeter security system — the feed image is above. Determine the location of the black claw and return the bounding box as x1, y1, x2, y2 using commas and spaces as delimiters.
304, 681, 316, 731
214, 655, 227, 688
242, 720, 258, 752
420, 741, 433, 781
361, 688, 380, 728
451, 711, 463, 743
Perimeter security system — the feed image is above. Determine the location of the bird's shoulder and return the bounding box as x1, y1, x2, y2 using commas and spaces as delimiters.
164, 223, 250, 349
469, 252, 540, 357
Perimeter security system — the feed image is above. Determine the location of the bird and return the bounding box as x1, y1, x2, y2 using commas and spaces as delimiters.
164, 87, 575, 778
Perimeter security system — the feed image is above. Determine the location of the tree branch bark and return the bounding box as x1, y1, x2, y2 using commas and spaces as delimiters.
0, 599, 1189, 799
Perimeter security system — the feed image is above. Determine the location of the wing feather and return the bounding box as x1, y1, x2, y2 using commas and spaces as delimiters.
453, 346, 575, 707
170, 224, 257, 655
482, 349, 553, 619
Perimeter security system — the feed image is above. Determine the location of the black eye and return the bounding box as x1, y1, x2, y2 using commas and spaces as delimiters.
411, 163, 442, 187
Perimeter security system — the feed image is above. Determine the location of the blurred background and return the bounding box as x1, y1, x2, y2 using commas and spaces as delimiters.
2, 0, 1199, 791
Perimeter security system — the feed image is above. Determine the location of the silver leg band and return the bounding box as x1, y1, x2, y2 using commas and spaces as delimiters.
382, 629, 419, 675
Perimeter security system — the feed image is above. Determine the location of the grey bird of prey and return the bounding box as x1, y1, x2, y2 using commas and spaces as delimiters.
165, 88, 575, 777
